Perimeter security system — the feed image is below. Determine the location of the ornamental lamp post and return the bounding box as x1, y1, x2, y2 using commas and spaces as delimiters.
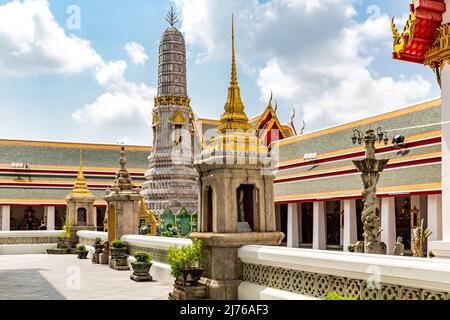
351, 128, 390, 254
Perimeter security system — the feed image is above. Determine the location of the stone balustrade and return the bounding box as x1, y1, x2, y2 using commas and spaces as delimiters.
77, 230, 107, 251
76, 231, 191, 284
0, 230, 62, 254
238, 245, 450, 300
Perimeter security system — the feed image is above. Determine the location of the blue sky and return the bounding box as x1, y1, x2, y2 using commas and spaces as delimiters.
0, 0, 440, 145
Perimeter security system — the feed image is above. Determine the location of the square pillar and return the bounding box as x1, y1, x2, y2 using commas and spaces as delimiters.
1, 206, 11, 231
313, 201, 326, 250
287, 202, 299, 248
46, 206, 55, 230
381, 197, 396, 255
427, 195, 442, 242
343, 200, 357, 252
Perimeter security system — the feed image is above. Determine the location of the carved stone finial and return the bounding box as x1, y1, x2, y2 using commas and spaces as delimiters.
112, 147, 134, 191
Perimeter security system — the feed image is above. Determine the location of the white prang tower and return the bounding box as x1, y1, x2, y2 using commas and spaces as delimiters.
141, 8, 198, 215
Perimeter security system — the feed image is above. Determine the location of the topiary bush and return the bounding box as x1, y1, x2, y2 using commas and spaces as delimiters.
76, 244, 87, 252
94, 237, 102, 246
134, 251, 152, 264
111, 240, 126, 249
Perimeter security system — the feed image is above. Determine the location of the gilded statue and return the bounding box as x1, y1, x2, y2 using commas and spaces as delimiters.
411, 219, 432, 258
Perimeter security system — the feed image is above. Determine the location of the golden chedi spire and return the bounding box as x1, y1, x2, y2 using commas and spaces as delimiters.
70, 149, 93, 197
218, 14, 251, 133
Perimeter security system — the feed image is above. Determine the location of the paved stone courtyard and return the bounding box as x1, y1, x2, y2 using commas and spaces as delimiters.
0, 254, 172, 300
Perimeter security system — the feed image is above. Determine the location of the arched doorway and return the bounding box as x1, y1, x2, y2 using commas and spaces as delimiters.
237, 184, 255, 231
108, 205, 116, 244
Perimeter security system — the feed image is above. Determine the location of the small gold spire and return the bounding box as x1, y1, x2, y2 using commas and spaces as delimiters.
218, 14, 251, 133
70, 149, 93, 197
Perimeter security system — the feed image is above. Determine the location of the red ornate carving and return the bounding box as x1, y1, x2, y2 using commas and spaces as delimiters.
393, 0, 446, 64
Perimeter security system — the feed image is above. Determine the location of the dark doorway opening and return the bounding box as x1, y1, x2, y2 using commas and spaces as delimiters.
237, 184, 255, 231
326, 201, 341, 246
206, 187, 213, 232
77, 208, 86, 226
301, 202, 313, 244
280, 204, 288, 241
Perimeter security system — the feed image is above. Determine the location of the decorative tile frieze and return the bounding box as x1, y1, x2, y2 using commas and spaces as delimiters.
242, 263, 450, 300
127, 245, 168, 264
0, 236, 59, 245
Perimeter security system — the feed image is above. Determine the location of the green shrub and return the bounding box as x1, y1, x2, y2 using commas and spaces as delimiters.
429, 250, 435, 258
134, 251, 152, 264
94, 237, 102, 245
167, 238, 203, 279
111, 240, 126, 249
347, 244, 355, 252
76, 244, 87, 252
325, 292, 357, 300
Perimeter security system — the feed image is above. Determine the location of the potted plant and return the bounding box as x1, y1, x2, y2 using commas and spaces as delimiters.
93, 237, 104, 254
110, 240, 128, 259
57, 217, 71, 249
76, 244, 89, 259
167, 238, 204, 286
130, 251, 153, 282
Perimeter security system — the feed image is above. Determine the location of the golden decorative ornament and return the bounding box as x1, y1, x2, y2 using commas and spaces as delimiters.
154, 96, 191, 107
391, 12, 416, 58
170, 109, 186, 124
70, 149, 93, 197
424, 23, 450, 88
217, 14, 251, 133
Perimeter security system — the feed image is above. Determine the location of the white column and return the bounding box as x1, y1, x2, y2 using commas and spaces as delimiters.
1, 206, 11, 231
427, 195, 442, 242
428, 4, 450, 257
46, 206, 55, 231
287, 203, 299, 248
313, 201, 326, 250
381, 197, 396, 255
441, 4, 450, 242
343, 200, 357, 252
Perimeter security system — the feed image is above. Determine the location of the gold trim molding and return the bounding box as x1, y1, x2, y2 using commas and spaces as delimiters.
154, 96, 190, 108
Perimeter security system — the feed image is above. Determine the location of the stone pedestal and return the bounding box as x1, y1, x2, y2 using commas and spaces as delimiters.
109, 258, 130, 271
91, 253, 100, 264
169, 283, 206, 300
190, 232, 284, 300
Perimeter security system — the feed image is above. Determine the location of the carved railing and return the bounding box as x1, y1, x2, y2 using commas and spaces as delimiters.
239, 245, 450, 300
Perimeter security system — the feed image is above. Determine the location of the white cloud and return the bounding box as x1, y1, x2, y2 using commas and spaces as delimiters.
124, 42, 149, 65
174, 0, 433, 131
0, 0, 102, 75
72, 60, 156, 126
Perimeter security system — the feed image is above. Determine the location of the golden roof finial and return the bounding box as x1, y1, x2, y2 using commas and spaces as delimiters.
218, 14, 251, 133
70, 149, 93, 197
